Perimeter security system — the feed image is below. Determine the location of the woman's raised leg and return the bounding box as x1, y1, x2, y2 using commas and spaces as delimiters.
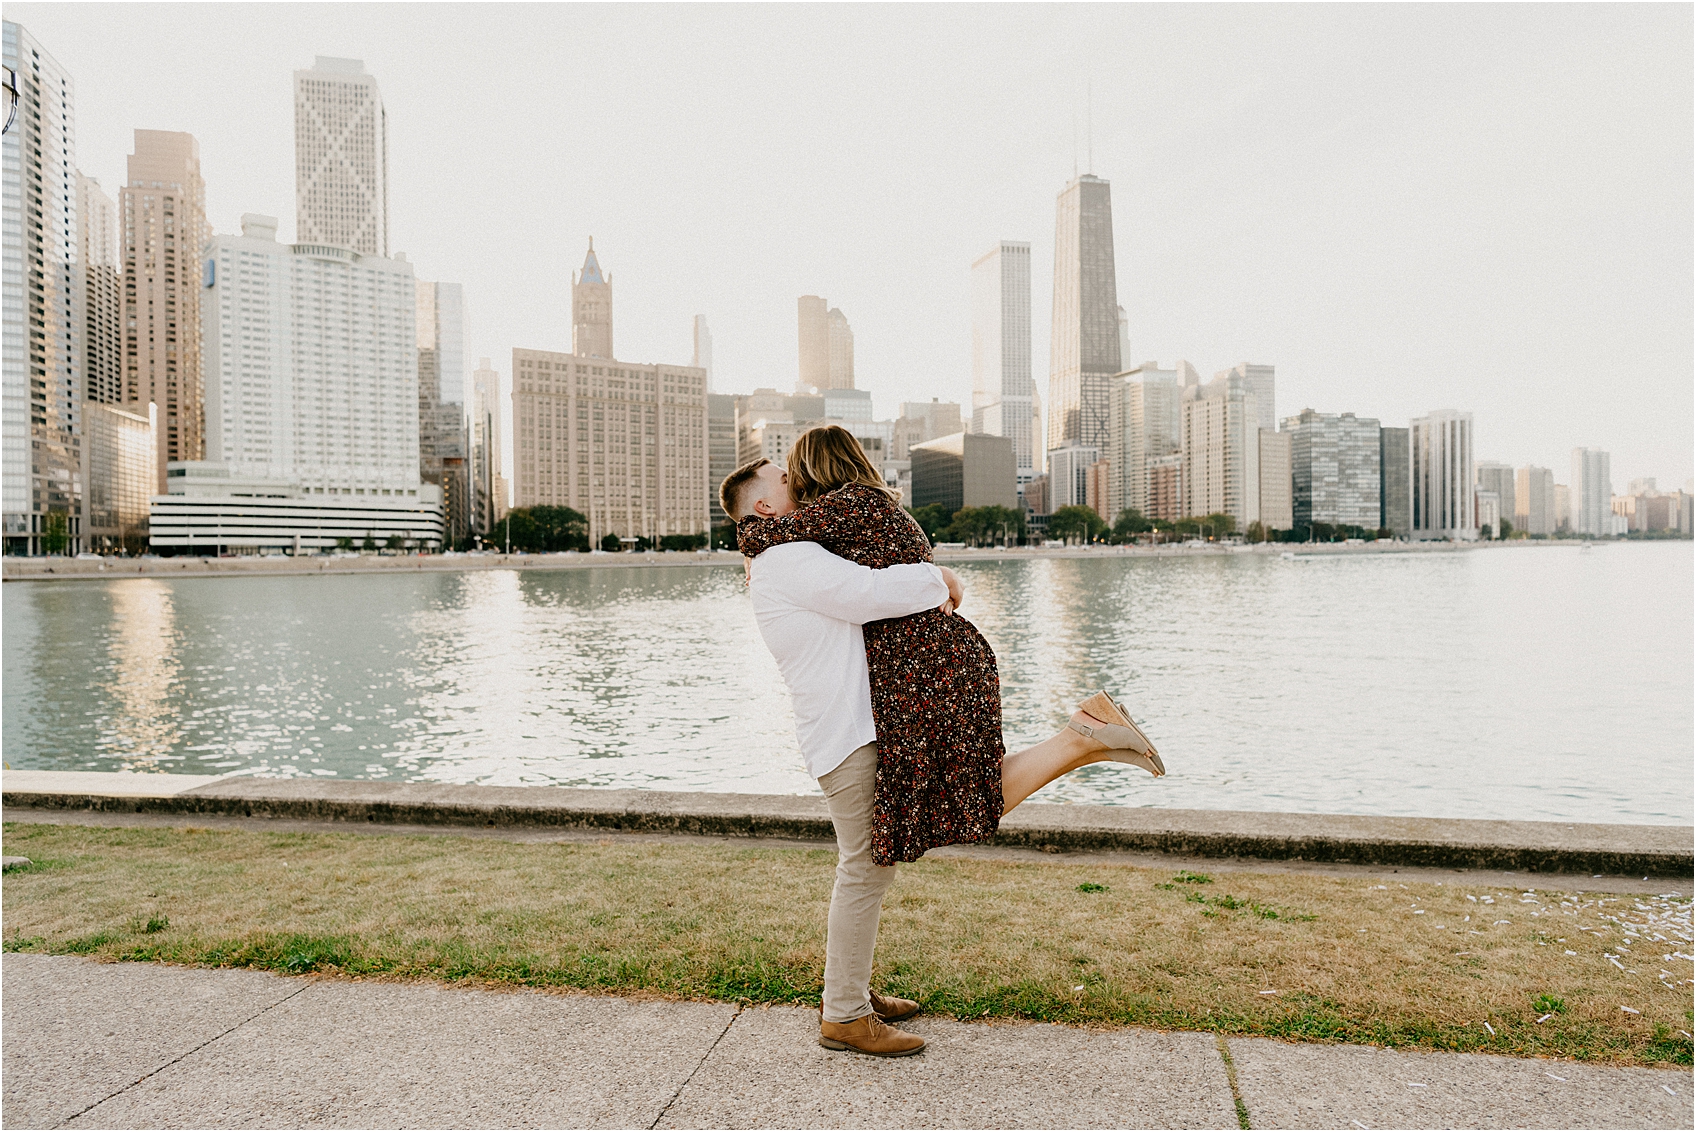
1001, 697, 1160, 814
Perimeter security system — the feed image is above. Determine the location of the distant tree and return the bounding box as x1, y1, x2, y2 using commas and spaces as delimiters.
599, 532, 624, 552
945, 505, 1025, 546
660, 533, 707, 551
906, 503, 952, 544
335, 536, 354, 551
385, 533, 405, 551
1112, 508, 1153, 542
710, 524, 737, 551
362, 531, 378, 552
42, 511, 68, 555
1048, 505, 1108, 544
505, 506, 591, 553
634, 535, 654, 552
1499, 516, 1514, 539
1244, 520, 1270, 544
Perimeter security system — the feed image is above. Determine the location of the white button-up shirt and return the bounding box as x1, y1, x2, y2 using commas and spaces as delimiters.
749, 542, 949, 779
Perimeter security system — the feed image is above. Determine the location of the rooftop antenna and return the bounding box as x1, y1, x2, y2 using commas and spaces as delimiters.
1071, 109, 1078, 181
1087, 80, 1094, 173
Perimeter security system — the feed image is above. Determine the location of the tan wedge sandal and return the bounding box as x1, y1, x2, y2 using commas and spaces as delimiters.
1070, 691, 1165, 777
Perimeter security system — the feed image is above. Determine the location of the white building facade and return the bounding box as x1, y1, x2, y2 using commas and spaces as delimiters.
152, 213, 438, 553
1046, 444, 1100, 512
971, 240, 1037, 483
294, 57, 388, 258
1570, 447, 1613, 536
1107, 361, 1179, 519
1409, 409, 1475, 540
1180, 371, 1260, 527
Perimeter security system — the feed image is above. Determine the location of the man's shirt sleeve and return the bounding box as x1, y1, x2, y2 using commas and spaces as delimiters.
754, 544, 948, 626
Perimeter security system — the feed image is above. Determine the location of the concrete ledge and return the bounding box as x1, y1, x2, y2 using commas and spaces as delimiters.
3, 772, 1690, 877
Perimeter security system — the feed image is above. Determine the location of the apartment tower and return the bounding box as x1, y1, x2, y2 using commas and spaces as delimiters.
1047, 174, 1120, 454
294, 57, 388, 257
1283, 409, 1381, 530
1107, 361, 1179, 519
78, 172, 123, 405
1179, 371, 1260, 528
121, 130, 208, 491
1515, 465, 1554, 535
2, 21, 82, 553
1409, 409, 1474, 539
971, 241, 1037, 483
1570, 447, 1612, 536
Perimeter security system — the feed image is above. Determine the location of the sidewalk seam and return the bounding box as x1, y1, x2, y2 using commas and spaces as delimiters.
650, 1002, 744, 1130
1215, 1033, 1252, 1130
50, 976, 315, 1129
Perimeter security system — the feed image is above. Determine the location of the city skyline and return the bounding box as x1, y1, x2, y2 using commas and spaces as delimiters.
8, 3, 1692, 495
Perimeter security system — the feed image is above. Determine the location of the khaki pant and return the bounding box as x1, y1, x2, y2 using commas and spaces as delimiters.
817, 742, 897, 1024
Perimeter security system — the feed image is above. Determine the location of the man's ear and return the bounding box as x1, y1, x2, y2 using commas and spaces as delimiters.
751, 496, 777, 518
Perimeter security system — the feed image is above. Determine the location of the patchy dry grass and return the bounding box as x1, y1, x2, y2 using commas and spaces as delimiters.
3, 822, 1690, 1067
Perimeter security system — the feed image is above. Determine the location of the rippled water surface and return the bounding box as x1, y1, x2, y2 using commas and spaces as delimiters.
4, 543, 1691, 823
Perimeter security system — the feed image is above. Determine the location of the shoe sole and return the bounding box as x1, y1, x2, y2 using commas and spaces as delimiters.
818, 1037, 926, 1057
875, 1009, 920, 1024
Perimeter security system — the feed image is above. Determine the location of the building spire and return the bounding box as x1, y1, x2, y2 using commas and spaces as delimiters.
580, 238, 604, 285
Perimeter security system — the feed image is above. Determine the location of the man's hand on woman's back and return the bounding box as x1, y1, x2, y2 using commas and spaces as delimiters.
938, 566, 963, 615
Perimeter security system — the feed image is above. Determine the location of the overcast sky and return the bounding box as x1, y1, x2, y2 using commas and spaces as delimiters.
15, 2, 1692, 490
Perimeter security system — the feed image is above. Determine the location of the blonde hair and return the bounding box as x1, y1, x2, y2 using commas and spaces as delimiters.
787, 425, 900, 506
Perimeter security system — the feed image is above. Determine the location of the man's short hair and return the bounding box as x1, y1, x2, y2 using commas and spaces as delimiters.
719, 458, 772, 521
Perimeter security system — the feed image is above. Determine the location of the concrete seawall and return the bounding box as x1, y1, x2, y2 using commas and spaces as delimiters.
4, 772, 1689, 877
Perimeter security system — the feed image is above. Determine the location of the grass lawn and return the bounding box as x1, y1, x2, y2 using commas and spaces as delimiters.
3, 821, 1690, 1067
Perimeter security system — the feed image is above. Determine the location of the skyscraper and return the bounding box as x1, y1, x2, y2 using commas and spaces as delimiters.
573, 240, 613, 358
970, 241, 1036, 482
294, 57, 388, 257
470, 358, 505, 533
1047, 174, 1120, 453
1107, 361, 1178, 518
121, 130, 208, 491
826, 306, 854, 389
1258, 430, 1293, 531
1283, 408, 1381, 530
152, 213, 442, 553
1474, 461, 1515, 532
77, 172, 122, 405
1180, 371, 1260, 527
1515, 465, 1554, 535
1570, 447, 1612, 536
692, 315, 713, 391
797, 295, 828, 392
1217, 363, 1276, 433
1379, 426, 1410, 536
1409, 409, 1474, 539
418, 280, 469, 541
707, 392, 737, 529
3, 21, 81, 554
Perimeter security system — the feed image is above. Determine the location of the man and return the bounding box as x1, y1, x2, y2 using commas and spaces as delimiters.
719, 457, 963, 1057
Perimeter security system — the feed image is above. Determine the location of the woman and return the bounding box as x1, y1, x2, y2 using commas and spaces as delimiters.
736, 425, 1161, 867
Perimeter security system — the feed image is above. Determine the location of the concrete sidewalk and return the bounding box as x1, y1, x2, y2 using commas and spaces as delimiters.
3, 955, 1688, 1130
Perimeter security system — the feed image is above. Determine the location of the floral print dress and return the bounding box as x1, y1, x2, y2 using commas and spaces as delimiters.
737, 483, 1004, 865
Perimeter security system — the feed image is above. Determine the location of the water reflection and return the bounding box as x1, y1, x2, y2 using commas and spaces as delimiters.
3, 545, 1691, 823
102, 579, 183, 766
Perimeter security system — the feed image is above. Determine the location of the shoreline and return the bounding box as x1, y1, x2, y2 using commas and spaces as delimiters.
4, 771, 1689, 878
0, 536, 1636, 582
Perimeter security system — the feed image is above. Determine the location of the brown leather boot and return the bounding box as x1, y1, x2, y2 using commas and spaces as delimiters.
869, 989, 921, 1023
819, 1013, 926, 1057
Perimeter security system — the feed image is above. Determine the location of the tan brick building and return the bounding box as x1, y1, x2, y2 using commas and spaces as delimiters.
512, 349, 709, 545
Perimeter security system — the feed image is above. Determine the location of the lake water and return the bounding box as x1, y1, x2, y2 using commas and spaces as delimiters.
4, 543, 1691, 825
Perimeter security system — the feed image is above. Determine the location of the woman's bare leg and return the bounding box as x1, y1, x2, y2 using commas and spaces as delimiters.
1001, 714, 1119, 814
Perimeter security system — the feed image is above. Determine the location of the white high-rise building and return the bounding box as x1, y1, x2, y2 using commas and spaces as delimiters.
4, 21, 83, 554
1217, 363, 1276, 433
1409, 409, 1474, 540
77, 172, 123, 406
1107, 361, 1179, 519
1570, 447, 1613, 536
692, 315, 713, 391
149, 213, 440, 553
1046, 444, 1100, 512
294, 57, 388, 257
970, 241, 1036, 481
1180, 371, 1260, 527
